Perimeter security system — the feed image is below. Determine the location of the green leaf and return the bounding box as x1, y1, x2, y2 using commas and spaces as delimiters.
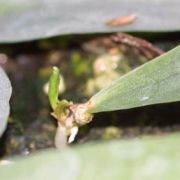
0, 0, 180, 42
0, 67, 12, 137
48, 67, 60, 110
89, 45, 180, 113
0, 134, 180, 179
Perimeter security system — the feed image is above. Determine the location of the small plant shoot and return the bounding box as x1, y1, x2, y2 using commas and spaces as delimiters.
48, 45, 180, 148
48, 67, 93, 148
48, 67, 60, 110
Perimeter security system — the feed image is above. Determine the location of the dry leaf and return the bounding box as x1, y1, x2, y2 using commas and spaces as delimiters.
106, 14, 136, 27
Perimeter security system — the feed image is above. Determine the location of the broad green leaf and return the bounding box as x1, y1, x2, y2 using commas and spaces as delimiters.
0, 0, 180, 42
89, 45, 180, 113
48, 67, 60, 110
0, 67, 12, 137
0, 134, 180, 180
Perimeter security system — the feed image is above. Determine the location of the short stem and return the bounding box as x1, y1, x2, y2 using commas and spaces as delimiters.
53, 101, 94, 149
54, 122, 68, 149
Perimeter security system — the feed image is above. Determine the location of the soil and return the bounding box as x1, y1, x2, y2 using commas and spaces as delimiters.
0, 33, 180, 157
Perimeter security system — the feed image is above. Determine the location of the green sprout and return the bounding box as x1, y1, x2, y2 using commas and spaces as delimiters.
48, 45, 180, 149
48, 66, 60, 110
48, 66, 93, 149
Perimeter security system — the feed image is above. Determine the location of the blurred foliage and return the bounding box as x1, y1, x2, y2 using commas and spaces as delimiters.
1, 0, 180, 42
1, 133, 180, 180
0, 67, 11, 137
70, 52, 91, 78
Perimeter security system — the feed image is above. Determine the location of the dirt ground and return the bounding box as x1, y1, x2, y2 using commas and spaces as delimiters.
0, 33, 180, 157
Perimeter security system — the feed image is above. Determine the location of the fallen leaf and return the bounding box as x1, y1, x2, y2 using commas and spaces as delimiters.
106, 14, 136, 27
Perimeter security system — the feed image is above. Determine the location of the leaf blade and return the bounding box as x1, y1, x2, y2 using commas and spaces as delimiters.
89, 45, 180, 113
0, 67, 12, 137
1, 0, 180, 42
0, 134, 180, 180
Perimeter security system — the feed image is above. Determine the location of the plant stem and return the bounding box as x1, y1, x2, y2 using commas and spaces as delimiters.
54, 122, 67, 149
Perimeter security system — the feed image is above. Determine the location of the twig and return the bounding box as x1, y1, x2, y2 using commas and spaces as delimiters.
111, 33, 164, 59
